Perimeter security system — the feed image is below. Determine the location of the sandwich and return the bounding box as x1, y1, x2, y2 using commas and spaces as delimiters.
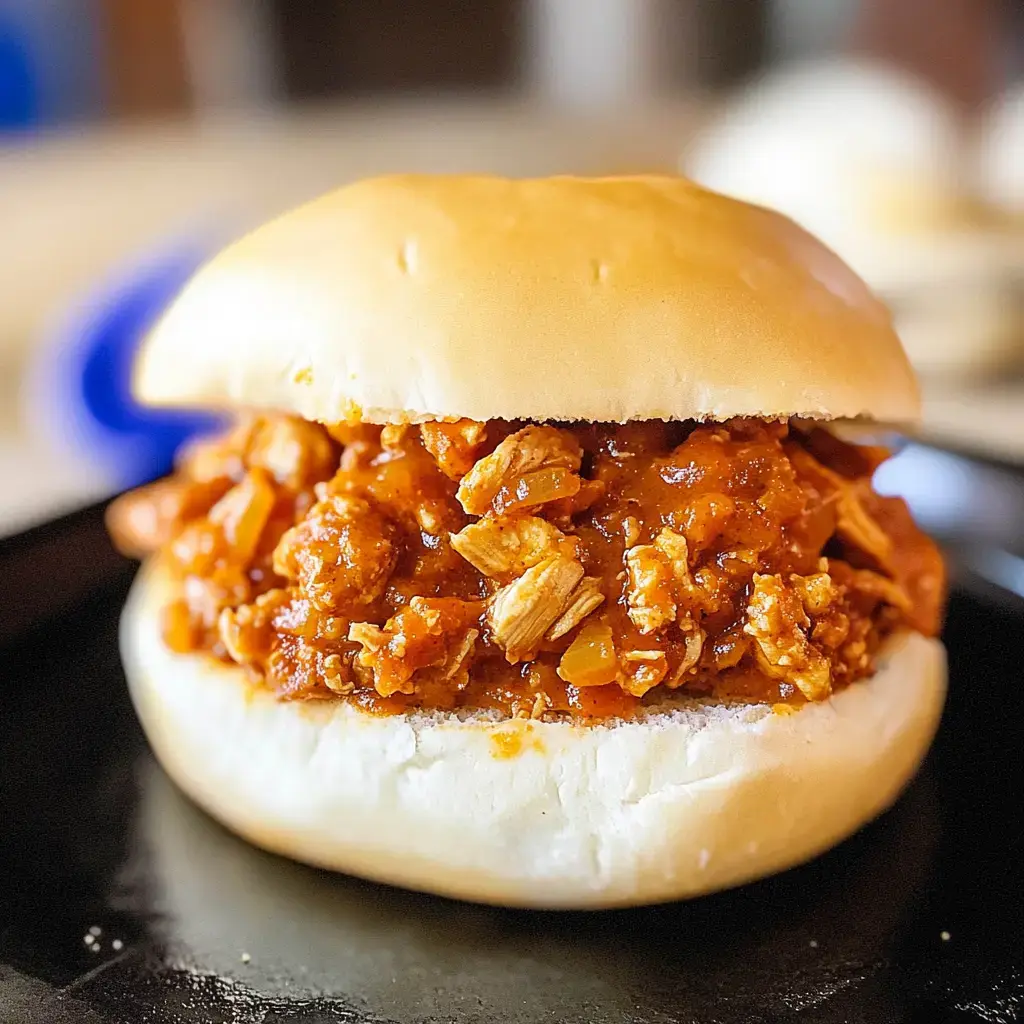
107, 173, 947, 909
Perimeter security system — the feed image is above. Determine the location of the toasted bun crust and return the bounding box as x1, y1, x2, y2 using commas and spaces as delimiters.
123, 562, 946, 909
134, 174, 919, 425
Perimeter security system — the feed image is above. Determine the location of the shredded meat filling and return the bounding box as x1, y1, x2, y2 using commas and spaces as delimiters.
108, 414, 945, 719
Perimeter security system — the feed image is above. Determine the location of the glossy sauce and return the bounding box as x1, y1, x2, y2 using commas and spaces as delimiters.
108, 416, 945, 720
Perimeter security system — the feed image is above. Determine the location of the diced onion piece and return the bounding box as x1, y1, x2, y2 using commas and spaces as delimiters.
621, 652, 667, 697
557, 619, 618, 687
495, 467, 581, 514
208, 469, 275, 561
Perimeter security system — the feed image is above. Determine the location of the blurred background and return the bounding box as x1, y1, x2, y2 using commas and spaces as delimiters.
0, 0, 1022, 538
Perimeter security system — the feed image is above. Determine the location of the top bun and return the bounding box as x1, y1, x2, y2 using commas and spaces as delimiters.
135, 173, 919, 425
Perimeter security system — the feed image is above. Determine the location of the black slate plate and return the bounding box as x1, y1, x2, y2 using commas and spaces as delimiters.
0, 503, 1022, 1024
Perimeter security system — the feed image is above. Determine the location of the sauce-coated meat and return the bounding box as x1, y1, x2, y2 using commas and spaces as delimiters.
108, 414, 945, 720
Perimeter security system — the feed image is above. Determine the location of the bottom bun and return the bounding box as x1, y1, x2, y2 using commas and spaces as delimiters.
122, 561, 947, 909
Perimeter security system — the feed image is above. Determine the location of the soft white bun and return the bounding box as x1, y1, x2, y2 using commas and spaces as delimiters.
123, 562, 946, 909
134, 173, 919, 426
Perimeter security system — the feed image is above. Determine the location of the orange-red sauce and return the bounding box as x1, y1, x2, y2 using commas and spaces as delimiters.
108, 415, 945, 720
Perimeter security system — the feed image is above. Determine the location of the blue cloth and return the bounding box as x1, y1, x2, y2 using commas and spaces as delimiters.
0, 14, 37, 128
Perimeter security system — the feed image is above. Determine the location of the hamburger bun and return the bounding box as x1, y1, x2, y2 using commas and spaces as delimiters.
124, 562, 946, 909
134, 173, 919, 425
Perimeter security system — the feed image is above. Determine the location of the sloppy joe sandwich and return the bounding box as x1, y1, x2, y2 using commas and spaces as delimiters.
108, 174, 947, 909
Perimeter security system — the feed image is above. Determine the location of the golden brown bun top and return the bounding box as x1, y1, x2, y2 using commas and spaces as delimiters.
135, 174, 920, 425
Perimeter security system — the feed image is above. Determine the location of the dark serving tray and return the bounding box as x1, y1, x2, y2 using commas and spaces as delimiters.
0, 500, 1022, 1024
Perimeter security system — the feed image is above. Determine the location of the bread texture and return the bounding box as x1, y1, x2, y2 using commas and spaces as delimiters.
123, 561, 946, 909
134, 174, 920, 426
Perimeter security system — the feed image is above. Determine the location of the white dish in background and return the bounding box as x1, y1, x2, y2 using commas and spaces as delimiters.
684, 58, 1023, 381
977, 83, 1024, 219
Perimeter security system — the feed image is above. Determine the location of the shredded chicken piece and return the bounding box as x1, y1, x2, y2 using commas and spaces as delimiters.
811, 612, 851, 651
790, 446, 893, 570
488, 555, 584, 662
348, 621, 389, 655
260, 634, 356, 698
841, 565, 913, 612
623, 527, 713, 630
346, 627, 399, 692
530, 692, 550, 719
348, 597, 481, 697
399, 593, 479, 688
221, 590, 354, 695
380, 424, 411, 449
456, 425, 582, 516
319, 653, 353, 694
680, 625, 706, 674
450, 515, 571, 577
438, 627, 479, 688
160, 567, 252, 652
624, 543, 676, 634
269, 595, 347, 641
654, 527, 712, 611
219, 588, 290, 665
420, 420, 487, 479
546, 576, 605, 640
681, 492, 736, 552
408, 506, 437, 536
654, 526, 691, 580
836, 485, 894, 570
791, 571, 837, 614
621, 649, 668, 697
743, 573, 831, 700
667, 624, 706, 686
692, 567, 727, 615
273, 495, 396, 612
247, 417, 337, 490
